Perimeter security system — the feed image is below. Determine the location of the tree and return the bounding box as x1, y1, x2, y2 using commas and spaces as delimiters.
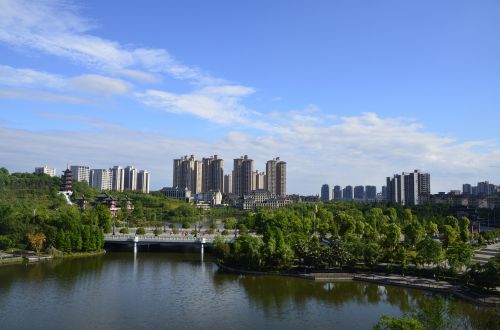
458, 216, 470, 242
403, 222, 424, 248
440, 225, 458, 249
27, 232, 46, 254
93, 205, 112, 233
224, 217, 237, 230
416, 237, 444, 267
446, 241, 473, 272
373, 315, 424, 330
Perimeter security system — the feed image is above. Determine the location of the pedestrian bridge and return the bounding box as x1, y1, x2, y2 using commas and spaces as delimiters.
104, 234, 235, 247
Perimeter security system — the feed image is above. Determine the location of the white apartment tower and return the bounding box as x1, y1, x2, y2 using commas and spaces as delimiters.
35, 166, 56, 177
89, 169, 112, 191
110, 166, 125, 192
124, 166, 137, 191
70, 165, 90, 183
137, 170, 150, 193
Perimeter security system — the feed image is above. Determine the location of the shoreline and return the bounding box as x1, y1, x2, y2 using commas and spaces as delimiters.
217, 263, 500, 308
0, 249, 106, 266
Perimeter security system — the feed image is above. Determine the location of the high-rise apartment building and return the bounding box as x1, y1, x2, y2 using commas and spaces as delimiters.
354, 186, 365, 200
137, 170, 150, 193
253, 171, 266, 190
233, 155, 254, 196
366, 186, 377, 201
35, 166, 56, 177
343, 186, 354, 201
333, 185, 342, 200
202, 155, 224, 192
89, 169, 112, 191
321, 184, 331, 201
111, 166, 125, 192
124, 166, 137, 191
276, 161, 286, 196
387, 170, 430, 206
223, 174, 233, 194
70, 165, 90, 183
173, 155, 202, 194
266, 157, 286, 197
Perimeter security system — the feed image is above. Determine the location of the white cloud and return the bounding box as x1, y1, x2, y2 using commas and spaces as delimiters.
0, 0, 218, 85
0, 64, 131, 98
1, 113, 499, 194
70, 74, 130, 95
0, 88, 85, 103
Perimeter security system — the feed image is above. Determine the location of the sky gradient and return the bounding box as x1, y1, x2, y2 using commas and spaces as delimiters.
0, 0, 499, 194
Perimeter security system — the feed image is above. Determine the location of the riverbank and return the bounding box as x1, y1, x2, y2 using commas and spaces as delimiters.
217, 263, 500, 308
0, 249, 106, 266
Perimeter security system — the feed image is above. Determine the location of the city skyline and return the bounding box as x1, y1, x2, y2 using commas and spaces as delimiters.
1, 1, 500, 194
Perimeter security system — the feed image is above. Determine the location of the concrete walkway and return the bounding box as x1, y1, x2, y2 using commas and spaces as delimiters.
472, 242, 500, 265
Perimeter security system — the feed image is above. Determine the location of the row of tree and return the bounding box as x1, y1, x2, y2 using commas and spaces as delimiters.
214, 202, 499, 290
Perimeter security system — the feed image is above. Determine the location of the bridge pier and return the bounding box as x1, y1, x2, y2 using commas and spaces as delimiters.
133, 236, 139, 254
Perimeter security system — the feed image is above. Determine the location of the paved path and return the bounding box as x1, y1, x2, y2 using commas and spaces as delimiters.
472, 242, 500, 265
353, 273, 500, 307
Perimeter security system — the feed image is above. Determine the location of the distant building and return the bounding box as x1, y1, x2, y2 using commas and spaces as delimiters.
242, 190, 292, 210
343, 186, 354, 201
223, 174, 232, 194
202, 155, 224, 193
265, 157, 287, 197
137, 170, 150, 193
381, 186, 387, 200
320, 184, 331, 201
111, 166, 125, 192
462, 183, 472, 195
173, 155, 202, 194
124, 166, 137, 191
89, 169, 112, 191
365, 185, 377, 201
333, 185, 342, 200
161, 187, 192, 202
70, 165, 90, 183
354, 186, 365, 200
386, 169, 431, 206
233, 155, 254, 196
253, 171, 266, 190
35, 166, 56, 177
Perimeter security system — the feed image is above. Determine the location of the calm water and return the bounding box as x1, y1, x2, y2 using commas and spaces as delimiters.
0, 252, 498, 330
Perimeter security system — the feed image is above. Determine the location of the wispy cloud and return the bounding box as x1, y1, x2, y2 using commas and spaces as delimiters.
1, 113, 499, 193
0, 0, 219, 85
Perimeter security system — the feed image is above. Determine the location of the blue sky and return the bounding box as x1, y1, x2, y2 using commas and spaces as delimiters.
0, 0, 499, 194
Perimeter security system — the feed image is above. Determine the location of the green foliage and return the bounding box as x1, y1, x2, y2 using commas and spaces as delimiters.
119, 227, 129, 234
136, 227, 146, 235
416, 237, 444, 267
373, 315, 424, 330
153, 228, 162, 236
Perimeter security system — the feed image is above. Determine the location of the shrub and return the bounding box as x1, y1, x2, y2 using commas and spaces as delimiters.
119, 227, 129, 234
153, 228, 162, 236
136, 227, 146, 235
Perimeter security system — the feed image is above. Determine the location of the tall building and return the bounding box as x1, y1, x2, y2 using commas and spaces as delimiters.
35, 166, 56, 177
387, 170, 430, 206
124, 166, 137, 191
276, 160, 286, 196
354, 186, 365, 200
202, 155, 224, 192
381, 186, 387, 200
137, 170, 150, 193
173, 155, 202, 194
233, 155, 254, 196
333, 185, 342, 200
110, 166, 124, 192
462, 184, 472, 195
266, 157, 286, 197
253, 171, 266, 190
89, 169, 112, 191
343, 186, 354, 201
321, 184, 331, 201
70, 165, 90, 183
223, 174, 232, 194
366, 186, 377, 201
